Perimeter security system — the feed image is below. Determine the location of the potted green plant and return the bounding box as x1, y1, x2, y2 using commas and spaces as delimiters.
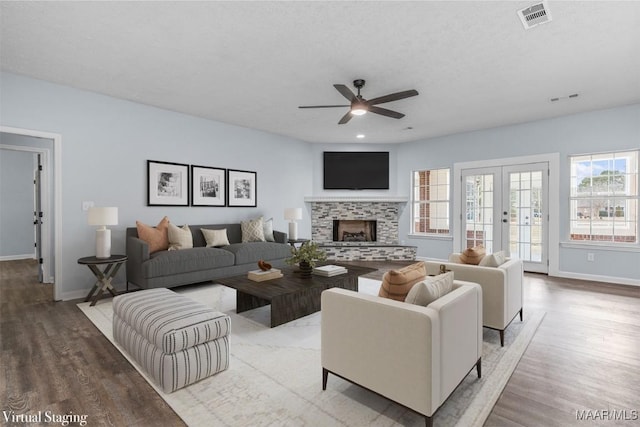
286, 241, 327, 278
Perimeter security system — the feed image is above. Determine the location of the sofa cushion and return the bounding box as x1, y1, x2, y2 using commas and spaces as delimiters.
263, 217, 275, 242
136, 216, 170, 254
378, 261, 427, 301
241, 217, 266, 242
201, 228, 230, 247
143, 247, 235, 278
459, 245, 486, 265
479, 250, 507, 267
405, 272, 454, 306
223, 242, 291, 265
168, 223, 193, 250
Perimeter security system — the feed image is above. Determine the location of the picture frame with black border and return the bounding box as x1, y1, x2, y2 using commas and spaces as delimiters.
227, 169, 257, 207
147, 160, 190, 206
191, 165, 226, 207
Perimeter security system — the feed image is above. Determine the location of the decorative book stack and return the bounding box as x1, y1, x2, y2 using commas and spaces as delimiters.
248, 268, 283, 282
313, 265, 348, 277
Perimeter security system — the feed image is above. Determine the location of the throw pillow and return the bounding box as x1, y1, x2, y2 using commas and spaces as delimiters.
405, 272, 454, 306
241, 217, 266, 242
459, 245, 486, 265
479, 250, 507, 267
136, 216, 170, 254
201, 228, 230, 247
378, 261, 427, 301
263, 217, 275, 242
167, 223, 193, 251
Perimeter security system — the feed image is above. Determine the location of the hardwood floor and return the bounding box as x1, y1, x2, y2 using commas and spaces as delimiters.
1, 259, 638, 426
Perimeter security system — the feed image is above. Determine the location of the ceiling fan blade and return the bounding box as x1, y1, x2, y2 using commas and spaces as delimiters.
338, 111, 353, 125
369, 105, 405, 119
334, 84, 357, 102
367, 89, 419, 106
298, 105, 350, 109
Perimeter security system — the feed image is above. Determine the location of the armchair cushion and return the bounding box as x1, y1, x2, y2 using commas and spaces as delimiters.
459, 245, 486, 265
378, 261, 426, 301
479, 251, 507, 267
405, 272, 454, 306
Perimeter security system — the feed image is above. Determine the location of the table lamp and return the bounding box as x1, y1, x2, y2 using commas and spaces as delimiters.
88, 207, 118, 258
284, 207, 303, 240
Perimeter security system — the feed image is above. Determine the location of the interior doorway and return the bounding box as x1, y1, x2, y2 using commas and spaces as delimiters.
0, 126, 61, 300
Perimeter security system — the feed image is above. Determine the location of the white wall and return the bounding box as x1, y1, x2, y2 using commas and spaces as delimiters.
396, 104, 640, 284
0, 72, 313, 300
0, 148, 35, 258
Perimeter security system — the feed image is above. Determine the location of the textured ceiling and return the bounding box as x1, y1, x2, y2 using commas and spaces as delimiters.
1, 1, 639, 144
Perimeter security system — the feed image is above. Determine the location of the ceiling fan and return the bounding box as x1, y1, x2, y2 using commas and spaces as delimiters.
298, 79, 419, 124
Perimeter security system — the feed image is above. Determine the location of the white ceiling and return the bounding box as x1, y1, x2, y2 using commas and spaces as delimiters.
1, 1, 639, 144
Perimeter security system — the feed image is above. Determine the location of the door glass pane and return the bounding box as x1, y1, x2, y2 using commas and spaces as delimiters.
465, 174, 494, 250
509, 171, 543, 262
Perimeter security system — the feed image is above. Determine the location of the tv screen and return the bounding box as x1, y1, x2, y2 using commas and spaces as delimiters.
323, 151, 389, 190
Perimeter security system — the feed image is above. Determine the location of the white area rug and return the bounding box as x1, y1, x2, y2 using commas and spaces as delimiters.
78, 278, 544, 427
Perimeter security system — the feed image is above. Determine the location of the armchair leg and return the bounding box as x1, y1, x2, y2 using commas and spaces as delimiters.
322, 368, 328, 390
476, 357, 482, 378
425, 415, 433, 427
499, 330, 505, 347
519, 308, 523, 322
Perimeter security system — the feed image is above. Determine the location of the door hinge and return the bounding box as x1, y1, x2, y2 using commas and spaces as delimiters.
39, 258, 43, 264
38, 164, 43, 171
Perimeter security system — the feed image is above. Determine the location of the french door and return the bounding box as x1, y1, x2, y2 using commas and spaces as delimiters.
461, 162, 548, 273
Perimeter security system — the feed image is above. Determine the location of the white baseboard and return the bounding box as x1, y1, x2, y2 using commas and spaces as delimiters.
0, 254, 35, 261
554, 270, 639, 287
416, 255, 638, 287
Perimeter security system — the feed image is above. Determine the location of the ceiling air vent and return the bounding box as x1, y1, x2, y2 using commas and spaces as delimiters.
517, 2, 552, 29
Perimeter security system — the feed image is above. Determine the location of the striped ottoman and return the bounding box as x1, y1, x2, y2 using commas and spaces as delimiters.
112, 288, 230, 393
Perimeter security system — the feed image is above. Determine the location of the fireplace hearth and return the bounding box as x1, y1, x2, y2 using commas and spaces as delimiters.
333, 220, 377, 242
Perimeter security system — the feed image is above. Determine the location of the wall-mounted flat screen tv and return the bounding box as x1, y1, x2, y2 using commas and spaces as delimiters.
323, 151, 389, 190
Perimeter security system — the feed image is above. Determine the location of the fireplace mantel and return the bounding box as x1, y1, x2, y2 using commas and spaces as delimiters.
304, 196, 408, 203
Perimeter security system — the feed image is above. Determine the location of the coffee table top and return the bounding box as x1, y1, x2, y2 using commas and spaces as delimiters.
216, 264, 376, 301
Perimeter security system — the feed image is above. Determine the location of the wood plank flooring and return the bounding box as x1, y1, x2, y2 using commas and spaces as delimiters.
1, 259, 638, 426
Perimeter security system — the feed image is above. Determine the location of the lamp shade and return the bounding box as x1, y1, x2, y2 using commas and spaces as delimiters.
284, 208, 303, 221
88, 207, 118, 226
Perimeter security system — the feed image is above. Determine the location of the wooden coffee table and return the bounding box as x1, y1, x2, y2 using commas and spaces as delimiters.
216, 264, 376, 327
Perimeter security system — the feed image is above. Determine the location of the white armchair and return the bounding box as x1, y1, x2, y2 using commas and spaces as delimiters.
321, 281, 482, 427
424, 256, 523, 346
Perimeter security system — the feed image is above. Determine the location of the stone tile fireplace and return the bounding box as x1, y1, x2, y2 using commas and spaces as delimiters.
305, 197, 416, 261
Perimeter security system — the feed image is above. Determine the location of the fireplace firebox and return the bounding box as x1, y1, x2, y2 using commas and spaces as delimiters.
333, 220, 377, 242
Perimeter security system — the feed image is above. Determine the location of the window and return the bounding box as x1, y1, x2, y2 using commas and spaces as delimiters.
569, 150, 638, 243
411, 168, 450, 235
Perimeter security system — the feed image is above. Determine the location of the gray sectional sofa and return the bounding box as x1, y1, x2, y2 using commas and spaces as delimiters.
126, 223, 291, 289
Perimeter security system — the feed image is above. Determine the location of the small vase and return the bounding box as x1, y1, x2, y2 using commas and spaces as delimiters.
299, 261, 313, 278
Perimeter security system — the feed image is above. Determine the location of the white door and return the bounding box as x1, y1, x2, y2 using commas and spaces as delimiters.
461, 162, 549, 273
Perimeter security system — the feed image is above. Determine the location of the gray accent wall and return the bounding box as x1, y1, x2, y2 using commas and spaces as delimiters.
1, 72, 313, 300
0, 148, 35, 258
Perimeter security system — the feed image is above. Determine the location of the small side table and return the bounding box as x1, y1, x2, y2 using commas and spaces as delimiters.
287, 238, 309, 248
78, 255, 127, 306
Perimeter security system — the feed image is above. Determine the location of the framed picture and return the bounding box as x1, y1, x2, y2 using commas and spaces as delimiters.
191, 165, 226, 207
147, 160, 189, 206
227, 169, 257, 207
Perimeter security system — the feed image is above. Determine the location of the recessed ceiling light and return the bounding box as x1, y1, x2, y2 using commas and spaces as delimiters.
356, 134, 365, 139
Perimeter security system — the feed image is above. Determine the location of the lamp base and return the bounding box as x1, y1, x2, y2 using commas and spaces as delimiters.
96, 228, 111, 259
288, 222, 298, 241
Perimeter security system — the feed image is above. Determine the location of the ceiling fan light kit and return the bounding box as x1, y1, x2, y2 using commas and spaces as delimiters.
299, 79, 418, 124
